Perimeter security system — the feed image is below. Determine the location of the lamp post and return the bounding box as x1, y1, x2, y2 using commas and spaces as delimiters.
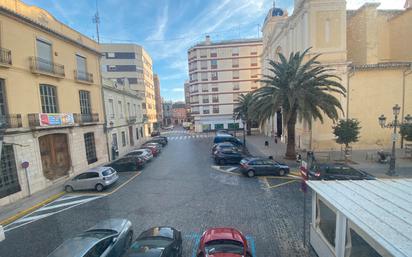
242, 120, 246, 147
378, 105, 412, 176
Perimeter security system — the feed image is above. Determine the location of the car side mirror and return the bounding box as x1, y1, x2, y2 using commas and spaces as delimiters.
112, 237, 118, 243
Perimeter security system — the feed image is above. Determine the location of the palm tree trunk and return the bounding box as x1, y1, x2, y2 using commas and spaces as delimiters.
285, 111, 297, 159
246, 120, 252, 135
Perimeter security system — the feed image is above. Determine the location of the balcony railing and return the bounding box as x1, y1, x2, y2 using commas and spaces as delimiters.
30, 57, 65, 77
202, 99, 209, 103
74, 113, 99, 124
0, 114, 22, 128
74, 70, 93, 83
0, 47, 12, 66
127, 116, 137, 124
190, 100, 199, 104
212, 99, 219, 103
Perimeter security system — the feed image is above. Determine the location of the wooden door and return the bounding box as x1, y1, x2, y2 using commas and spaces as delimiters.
39, 134, 71, 180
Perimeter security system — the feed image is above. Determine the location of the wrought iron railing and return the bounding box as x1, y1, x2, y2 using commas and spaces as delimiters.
0, 114, 22, 128
30, 57, 65, 77
0, 47, 12, 66
127, 116, 137, 124
74, 113, 99, 124
74, 70, 93, 83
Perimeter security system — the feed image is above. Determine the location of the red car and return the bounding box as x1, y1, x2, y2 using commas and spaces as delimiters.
141, 145, 159, 157
196, 227, 252, 257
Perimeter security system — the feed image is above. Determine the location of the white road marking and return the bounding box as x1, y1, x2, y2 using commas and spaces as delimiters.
13, 213, 54, 224
36, 196, 101, 211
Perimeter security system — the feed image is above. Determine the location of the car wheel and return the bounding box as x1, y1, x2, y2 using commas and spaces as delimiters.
247, 170, 255, 178
124, 232, 133, 252
65, 185, 74, 193
95, 183, 104, 192
279, 169, 287, 176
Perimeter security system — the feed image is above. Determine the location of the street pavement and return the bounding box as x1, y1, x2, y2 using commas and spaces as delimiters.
0, 130, 315, 257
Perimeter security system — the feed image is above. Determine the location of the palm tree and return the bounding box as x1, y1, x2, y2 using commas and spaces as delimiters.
233, 92, 254, 135
252, 48, 346, 159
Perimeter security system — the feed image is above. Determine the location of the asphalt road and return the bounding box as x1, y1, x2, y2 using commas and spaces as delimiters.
0, 131, 316, 257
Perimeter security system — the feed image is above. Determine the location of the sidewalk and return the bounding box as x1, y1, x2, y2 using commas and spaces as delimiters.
0, 180, 65, 226
244, 133, 412, 178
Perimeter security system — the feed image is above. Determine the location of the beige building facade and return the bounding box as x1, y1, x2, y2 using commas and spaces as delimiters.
187, 36, 262, 132
100, 44, 157, 135
0, 0, 108, 206
153, 74, 163, 127
261, 0, 412, 150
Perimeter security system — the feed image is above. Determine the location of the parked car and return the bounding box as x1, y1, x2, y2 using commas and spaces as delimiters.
216, 129, 232, 136
214, 149, 245, 165
141, 145, 160, 157
240, 157, 290, 177
308, 163, 375, 180
64, 167, 119, 192
47, 218, 133, 257
213, 135, 243, 147
124, 226, 182, 257
143, 142, 163, 152
146, 137, 167, 146
126, 149, 153, 162
151, 131, 161, 137
196, 227, 252, 257
105, 156, 145, 172
153, 136, 168, 144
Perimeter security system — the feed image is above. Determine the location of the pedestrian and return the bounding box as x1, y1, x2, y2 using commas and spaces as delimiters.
265, 140, 269, 148
274, 136, 278, 144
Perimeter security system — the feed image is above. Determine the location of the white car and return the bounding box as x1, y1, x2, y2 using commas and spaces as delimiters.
126, 149, 153, 162
163, 125, 174, 130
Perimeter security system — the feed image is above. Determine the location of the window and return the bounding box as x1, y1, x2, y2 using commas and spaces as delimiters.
108, 99, 114, 118
202, 96, 209, 103
214, 124, 224, 129
79, 90, 91, 115
140, 127, 143, 138
201, 72, 208, 81
232, 47, 239, 56
211, 59, 217, 69
346, 226, 383, 257
325, 19, 331, 43
112, 133, 118, 148
211, 86, 218, 92
203, 107, 210, 114
190, 73, 198, 82
213, 106, 219, 114
202, 84, 209, 92
128, 78, 138, 84
210, 48, 217, 57
107, 65, 116, 71
211, 71, 218, 81
106, 65, 136, 72
251, 57, 258, 66
107, 52, 115, 58
200, 49, 207, 58
232, 58, 239, 68
127, 103, 131, 117
0, 79, 7, 116
251, 69, 258, 78
121, 131, 126, 146
228, 123, 239, 129
0, 144, 21, 198
36, 38, 52, 72
200, 60, 207, 70
136, 128, 139, 140
106, 52, 135, 59
118, 101, 123, 118
40, 84, 58, 113
76, 54, 87, 80
84, 132, 97, 164
233, 82, 240, 90
250, 46, 258, 55
232, 70, 239, 79
212, 95, 219, 103
317, 198, 336, 247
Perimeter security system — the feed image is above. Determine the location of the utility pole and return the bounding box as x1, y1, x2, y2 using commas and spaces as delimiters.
92, 0, 100, 43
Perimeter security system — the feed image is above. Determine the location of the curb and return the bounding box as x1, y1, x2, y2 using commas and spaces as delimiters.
0, 191, 65, 227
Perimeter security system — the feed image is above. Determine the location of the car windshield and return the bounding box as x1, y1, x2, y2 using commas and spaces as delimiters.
205, 240, 244, 255
102, 169, 113, 176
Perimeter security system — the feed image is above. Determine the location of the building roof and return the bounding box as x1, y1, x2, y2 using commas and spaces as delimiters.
189, 38, 262, 49
308, 179, 412, 257
350, 62, 412, 71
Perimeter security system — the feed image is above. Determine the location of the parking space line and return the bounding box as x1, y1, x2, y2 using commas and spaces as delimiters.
267, 180, 297, 189
211, 165, 242, 176
246, 235, 256, 257
261, 175, 299, 180
35, 196, 101, 211
106, 171, 142, 195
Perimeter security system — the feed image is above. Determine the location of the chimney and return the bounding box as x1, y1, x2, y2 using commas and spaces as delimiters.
205, 35, 211, 45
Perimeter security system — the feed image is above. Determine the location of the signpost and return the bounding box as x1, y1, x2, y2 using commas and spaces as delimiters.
21, 161, 30, 196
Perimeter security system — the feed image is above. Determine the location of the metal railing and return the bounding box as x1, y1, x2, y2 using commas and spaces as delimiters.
74, 70, 93, 83
127, 116, 137, 124
0, 47, 12, 66
30, 57, 65, 77
74, 113, 99, 124
0, 114, 22, 128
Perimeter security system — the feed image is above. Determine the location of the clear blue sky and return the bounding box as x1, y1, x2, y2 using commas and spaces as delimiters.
24, 0, 404, 101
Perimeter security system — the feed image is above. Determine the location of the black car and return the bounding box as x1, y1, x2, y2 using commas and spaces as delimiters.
151, 131, 161, 137
105, 156, 145, 172
124, 226, 182, 257
146, 137, 167, 146
153, 136, 168, 143
308, 163, 375, 180
239, 157, 290, 177
214, 149, 245, 165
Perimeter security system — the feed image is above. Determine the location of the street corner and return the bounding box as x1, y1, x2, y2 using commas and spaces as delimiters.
210, 165, 243, 176
67, 171, 142, 196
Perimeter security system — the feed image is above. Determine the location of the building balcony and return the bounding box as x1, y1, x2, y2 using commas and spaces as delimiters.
0, 114, 22, 129
74, 113, 99, 124
28, 113, 75, 128
30, 57, 65, 78
212, 99, 219, 103
127, 116, 137, 124
74, 70, 93, 84
191, 90, 199, 93
0, 47, 12, 67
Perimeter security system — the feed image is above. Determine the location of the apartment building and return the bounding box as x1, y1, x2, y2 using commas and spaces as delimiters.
153, 74, 163, 127
261, 0, 412, 150
100, 44, 157, 135
183, 80, 192, 122
102, 79, 145, 160
0, 0, 107, 206
187, 36, 262, 132
162, 100, 173, 126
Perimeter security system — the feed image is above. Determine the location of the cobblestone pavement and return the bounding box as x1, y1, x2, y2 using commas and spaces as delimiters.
0, 132, 316, 257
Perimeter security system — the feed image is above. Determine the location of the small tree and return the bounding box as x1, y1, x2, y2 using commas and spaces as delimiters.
333, 119, 361, 161
400, 124, 412, 142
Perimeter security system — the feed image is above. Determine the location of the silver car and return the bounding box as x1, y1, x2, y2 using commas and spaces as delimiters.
47, 218, 133, 257
126, 149, 153, 162
64, 167, 119, 192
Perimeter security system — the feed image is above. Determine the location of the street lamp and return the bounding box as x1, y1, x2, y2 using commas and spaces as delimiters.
378, 104, 411, 176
